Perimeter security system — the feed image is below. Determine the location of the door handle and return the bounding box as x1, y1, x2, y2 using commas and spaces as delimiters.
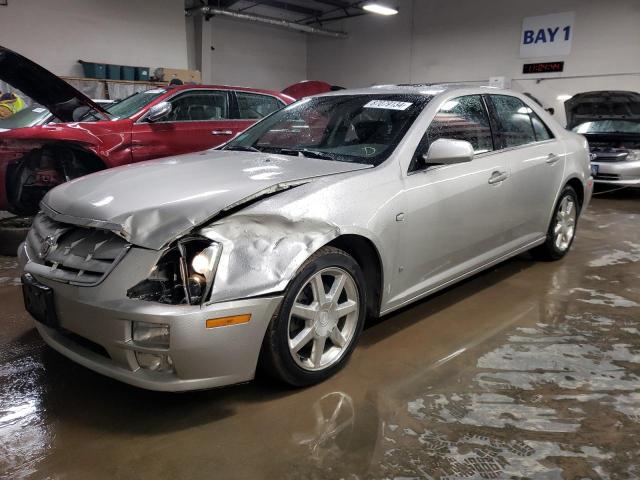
545, 153, 560, 165
212, 130, 233, 135
488, 170, 508, 185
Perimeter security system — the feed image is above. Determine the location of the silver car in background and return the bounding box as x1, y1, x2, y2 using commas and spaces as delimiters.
566, 91, 640, 186
19, 85, 593, 391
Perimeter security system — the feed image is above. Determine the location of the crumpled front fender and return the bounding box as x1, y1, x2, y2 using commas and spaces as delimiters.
199, 214, 341, 303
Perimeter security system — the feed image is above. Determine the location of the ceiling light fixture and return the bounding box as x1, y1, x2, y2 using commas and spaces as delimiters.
362, 2, 398, 15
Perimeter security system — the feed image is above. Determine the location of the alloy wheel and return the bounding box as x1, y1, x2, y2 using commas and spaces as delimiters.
287, 267, 360, 371
554, 195, 576, 252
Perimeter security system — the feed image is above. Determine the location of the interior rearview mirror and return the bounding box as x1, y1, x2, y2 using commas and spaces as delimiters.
146, 101, 172, 122
422, 138, 474, 166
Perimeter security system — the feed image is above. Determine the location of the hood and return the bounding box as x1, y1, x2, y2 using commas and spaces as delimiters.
42, 150, 371, 250
0, 46, 109, 123
565, 91, 640, 129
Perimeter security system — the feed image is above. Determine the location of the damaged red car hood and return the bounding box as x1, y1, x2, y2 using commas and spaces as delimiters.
0, 46, 110, 123
42, 150, 371, 250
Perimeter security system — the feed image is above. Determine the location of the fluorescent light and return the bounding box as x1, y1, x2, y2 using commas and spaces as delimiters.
362, 3, 398, 15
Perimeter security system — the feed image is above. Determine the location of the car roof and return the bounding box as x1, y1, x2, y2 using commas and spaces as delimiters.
315, 83, 511, 98
165, 84, 290, 99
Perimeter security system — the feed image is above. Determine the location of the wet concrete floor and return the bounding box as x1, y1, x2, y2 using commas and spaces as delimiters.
1, 191, 639, 479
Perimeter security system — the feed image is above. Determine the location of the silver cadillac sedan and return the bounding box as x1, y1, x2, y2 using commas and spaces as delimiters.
18, 84, 593, 391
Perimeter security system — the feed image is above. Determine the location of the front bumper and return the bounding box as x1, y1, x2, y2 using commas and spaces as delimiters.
592, 159, 640, 186
19, 244, 283, 391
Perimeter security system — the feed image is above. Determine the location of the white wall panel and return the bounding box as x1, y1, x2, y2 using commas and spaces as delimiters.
0, 0, 188, 77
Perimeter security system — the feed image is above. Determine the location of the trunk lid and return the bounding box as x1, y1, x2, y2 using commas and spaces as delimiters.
0, 46, 109, 123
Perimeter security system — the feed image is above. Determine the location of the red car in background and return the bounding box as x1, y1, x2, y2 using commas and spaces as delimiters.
0, 46, 299, 215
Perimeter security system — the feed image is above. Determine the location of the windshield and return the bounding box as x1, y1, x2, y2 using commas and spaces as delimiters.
223, 94, 430, 165
573, 120, 640, 134
0, 104, 51, 130
106, 88, 167, 119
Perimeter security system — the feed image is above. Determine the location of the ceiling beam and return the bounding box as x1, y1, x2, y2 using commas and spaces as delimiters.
208, 0, 240, 7
311, 0, 359, 10
248, 0, 324, 17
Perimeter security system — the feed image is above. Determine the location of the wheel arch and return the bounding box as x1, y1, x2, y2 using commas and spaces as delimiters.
5, 141, 108, 215
325, 234, 384, 319
565, 176, 585, 210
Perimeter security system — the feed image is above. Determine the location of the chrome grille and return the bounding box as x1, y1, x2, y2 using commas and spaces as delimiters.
590, 148, 629, 163
595, 173, 620, 181
25, 212, 129, 286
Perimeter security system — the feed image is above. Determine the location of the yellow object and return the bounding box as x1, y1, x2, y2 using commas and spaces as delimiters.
206, 314, 252, 329
0, 93, 26, 118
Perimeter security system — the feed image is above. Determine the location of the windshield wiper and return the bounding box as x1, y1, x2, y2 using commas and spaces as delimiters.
224, 145, 262, 152
277, 148, 336, 160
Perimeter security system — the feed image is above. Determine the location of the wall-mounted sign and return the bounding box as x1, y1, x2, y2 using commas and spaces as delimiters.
520, 11, 575, 58
522, 61, 565, 74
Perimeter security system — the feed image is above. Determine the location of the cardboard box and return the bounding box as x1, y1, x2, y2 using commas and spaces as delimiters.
155, 68, 202, 84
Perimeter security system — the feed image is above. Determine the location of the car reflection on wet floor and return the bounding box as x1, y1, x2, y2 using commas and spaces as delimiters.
1, 190, 639, 479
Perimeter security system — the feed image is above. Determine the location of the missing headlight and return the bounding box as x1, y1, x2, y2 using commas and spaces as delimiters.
127, 238, 222, 305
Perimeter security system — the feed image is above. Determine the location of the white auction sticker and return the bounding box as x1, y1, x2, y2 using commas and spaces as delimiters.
364, 100, 412, 111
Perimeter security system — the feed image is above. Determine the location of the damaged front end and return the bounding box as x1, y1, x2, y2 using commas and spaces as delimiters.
1, 138, 103, 214
127, 237, 222, 306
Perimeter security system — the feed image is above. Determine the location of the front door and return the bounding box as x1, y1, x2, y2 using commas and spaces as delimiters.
131, 89, 237, 162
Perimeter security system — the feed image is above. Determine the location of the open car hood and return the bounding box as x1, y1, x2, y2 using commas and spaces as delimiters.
565, 91, 640, 129
0, 46, 109, 123
42, 150, 371, 250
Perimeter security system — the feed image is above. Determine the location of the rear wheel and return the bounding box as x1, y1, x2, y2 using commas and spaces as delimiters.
261, 246, 366, 387
533, 185, 579, 261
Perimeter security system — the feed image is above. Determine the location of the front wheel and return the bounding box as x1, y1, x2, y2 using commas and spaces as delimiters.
533, 185, 579, 261
260, 246, 366, 387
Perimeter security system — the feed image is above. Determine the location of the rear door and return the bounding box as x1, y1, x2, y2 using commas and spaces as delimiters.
131, 89, 233, 161
229, 91, 287, 135
484, 94, 565, 244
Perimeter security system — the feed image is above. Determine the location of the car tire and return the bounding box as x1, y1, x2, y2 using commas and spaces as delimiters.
0, 216, 32, 256
260, 246, 367, 387
532, 185, 580, 261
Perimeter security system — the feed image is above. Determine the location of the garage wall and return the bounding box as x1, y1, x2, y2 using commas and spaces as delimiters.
187, 16, 307, 90
0, 0, 188, 77
307, 0, 640, 124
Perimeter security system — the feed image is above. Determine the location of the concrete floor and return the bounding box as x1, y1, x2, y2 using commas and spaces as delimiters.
1, 191, 639, 479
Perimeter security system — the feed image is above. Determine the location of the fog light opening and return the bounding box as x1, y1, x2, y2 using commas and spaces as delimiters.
132, 321, 170, 348
135, 352, 174, 372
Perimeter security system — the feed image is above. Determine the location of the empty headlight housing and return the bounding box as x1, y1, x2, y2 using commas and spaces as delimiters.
127, 237, 222, 305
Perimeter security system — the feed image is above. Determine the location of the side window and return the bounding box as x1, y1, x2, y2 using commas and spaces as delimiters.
529, 109, 554, 141
487, 95, 537, 149
167, 90, 229, 122
236, 92, 284, 119
426, 95, 493, 153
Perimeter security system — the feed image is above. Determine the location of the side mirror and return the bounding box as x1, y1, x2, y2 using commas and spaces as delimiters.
146, 101, 172, 122
545, 107, 555, 115
422, 138, 474, 166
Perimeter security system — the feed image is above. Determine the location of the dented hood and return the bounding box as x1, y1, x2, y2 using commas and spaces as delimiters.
565, 91, 640, 129
42, 150, 370, 249
0, 46, 109, 122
